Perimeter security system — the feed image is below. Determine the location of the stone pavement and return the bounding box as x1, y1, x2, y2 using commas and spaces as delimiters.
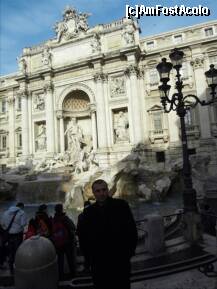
1, 234, 217, 289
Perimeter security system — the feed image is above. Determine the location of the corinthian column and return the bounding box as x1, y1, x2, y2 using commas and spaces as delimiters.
125, 65, 143, 145
7, 91, 15, 162
94, 73, 108, 149
19, 89, 30, 157
56, 110, 65, 153
90, 104, 97, 150
191, 56, 211, 139
44, 80, 55, 156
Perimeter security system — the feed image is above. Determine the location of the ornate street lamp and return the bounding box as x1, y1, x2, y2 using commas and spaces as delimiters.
156, 48, 217, 242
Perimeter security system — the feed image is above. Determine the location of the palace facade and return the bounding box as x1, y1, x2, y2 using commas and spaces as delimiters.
0, 6, 217, 173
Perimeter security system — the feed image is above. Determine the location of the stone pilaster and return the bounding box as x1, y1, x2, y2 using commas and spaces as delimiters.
19, 88, 30, 157
56, 110, 65, 153
125, 65, 143, 145
44, 80, 55, 156
94, 73, 108, 149
90, 103, 98, 150
102, 74, 112, 147
191, 56, 211, 139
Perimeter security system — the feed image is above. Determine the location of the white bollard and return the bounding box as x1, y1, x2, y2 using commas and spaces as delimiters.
15, 235, 58, 289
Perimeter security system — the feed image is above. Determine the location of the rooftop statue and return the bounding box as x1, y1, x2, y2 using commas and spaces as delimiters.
54, 6, 91, 43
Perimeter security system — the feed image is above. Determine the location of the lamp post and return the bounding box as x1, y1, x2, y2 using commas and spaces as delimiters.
156, 49, 217, 242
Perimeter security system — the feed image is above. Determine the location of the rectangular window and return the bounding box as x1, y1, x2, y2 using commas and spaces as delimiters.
180, 62, 188, 80
2, 135, 7, 149
149, 69, 159, 85
1, 99, 6, 113
214, 104, 217, 122
17, 97, 22, 111
17, 134, 22, 148
156, 151, 165, 163
205, 28, 213, 37
174, 35, 183, 44
188, 148, 196, 155
153, 112, 162, 130
146, 41, 154, 49
209, 55, 217, 66
184, 110, 193, 126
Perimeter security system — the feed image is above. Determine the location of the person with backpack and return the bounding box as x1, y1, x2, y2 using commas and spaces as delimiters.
0, 202, 27, 274
52, 203, 76, 280
35, 204, 52, 238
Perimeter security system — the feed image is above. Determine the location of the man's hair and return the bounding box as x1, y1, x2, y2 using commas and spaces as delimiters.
16, 202, 24, 209
91, 179, 108, 191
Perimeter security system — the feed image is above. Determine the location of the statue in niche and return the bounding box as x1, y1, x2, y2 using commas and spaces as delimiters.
122, 23, 135, 45
65, 118, 84, 159
34, 94, 45, 111
114, 111, 129, 142
54, 6, 90, 43
110, 77, 125, 97
41, 46, 51, 66
91, 33, 101, 53
35, 124, 46, 151
17, 57, 27, 74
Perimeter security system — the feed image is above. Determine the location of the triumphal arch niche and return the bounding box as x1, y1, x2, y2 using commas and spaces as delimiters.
57, 87, 97, 173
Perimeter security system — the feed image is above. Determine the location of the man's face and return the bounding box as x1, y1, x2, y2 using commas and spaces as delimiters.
92, 182, 109, 204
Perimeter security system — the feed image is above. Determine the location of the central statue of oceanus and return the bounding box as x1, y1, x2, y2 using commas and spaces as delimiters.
54, 6, 91, 43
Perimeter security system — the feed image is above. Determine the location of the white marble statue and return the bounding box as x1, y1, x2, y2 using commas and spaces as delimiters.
110, 77, 125, 97
35, 124, 46, 151
78, 13, 90, 32
65, 118, 83, 154
91, 33, 101, 53
54, 6, 90, 42
114, 111, 129, 142
122, 23, 135, 45
41, 46, 51, 66
17, 57, 27, 74
33, 94, 45, 111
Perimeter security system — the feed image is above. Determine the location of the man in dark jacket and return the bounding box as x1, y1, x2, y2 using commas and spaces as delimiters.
77, 179, 138, 289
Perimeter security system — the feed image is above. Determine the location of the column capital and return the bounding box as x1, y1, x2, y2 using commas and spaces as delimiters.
124, 65, 139, 77
56, 110, 63, 119
17, 89, 28, 98
43, 81, 53, 93
190, 57, 204, 70
90, 103, 96, 113
7, 94, 15, 105
94, 73, 108, 82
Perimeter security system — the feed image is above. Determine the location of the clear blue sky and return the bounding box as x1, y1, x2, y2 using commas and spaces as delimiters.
0, 0, 216, 76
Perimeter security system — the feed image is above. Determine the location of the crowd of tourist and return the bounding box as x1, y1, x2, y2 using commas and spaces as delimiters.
0, 202, 77, 279
0, 179, 138, 289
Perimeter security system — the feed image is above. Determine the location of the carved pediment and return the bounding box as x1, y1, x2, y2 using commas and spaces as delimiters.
147, 104, 163, 112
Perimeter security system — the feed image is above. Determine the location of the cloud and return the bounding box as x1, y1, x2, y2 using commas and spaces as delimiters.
0, 0, 216, 75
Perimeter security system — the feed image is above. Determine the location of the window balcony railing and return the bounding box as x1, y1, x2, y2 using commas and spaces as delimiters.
149, 128, 169, 144
180, 124, 200, 139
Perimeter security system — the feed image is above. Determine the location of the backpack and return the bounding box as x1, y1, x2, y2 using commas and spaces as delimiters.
37, 218, 50, 237
52, 219, 69, 248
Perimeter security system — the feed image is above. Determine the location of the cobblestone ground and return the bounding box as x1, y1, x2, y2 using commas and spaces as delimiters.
0, 267, 217, 289
132, 264, 217, 289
